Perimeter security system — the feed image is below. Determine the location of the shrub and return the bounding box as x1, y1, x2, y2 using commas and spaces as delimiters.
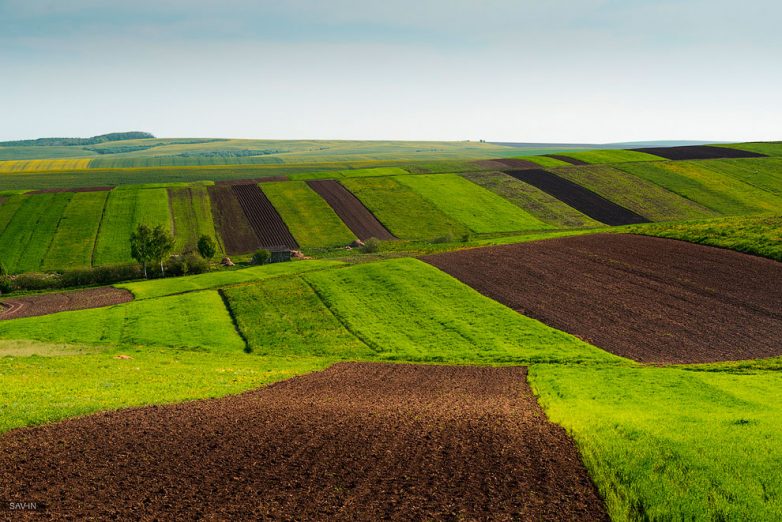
197, 235, 217, 261
167, 253, 209, 277
0, 262, 6, 277
0, 276, 12, 294
361, 238, 382, 253
12, 272, 60, 291
461, 232, 472, 243
432, 232, 455, 244
252, 249, 272, 265
60, 264, 142, 287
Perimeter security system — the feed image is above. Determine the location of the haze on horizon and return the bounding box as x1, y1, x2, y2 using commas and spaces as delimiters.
1, 0, 780, 144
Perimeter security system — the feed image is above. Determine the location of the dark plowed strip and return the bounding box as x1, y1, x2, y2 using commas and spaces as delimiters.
0, 287, 132, 320
631, 145, 766, 160
232, 184, 298, 250
214, 176, 288, 186
473, 158, 539, 170
0, 363, 607, 520
506, 169, 649, 225
544, 154, 589, 165
28, 186, 112, 194
424, 234, 782, 364
307, 180, 395, 240
207, 185, 261, 254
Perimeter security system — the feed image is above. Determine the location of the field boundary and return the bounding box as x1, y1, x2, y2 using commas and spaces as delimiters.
217, 288, 250, 353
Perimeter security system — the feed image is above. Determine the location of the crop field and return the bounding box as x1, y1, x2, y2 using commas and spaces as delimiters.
544, 154, 589, 165
543, 149, 663, 164
505, 169, 649, 226
168, 185, 219, 253
307, 180, 395, 240
41, 191, 109, 270
206, 185, 260, 254
632, 145, 765, 160
617, 160, 782, 215
0, 287, 132, 320
262, 181, 355, 248
340, 176, 468, 239
720, 141, 782, 156
231, 184, 298, 249
396, 174, 551, 233
692, 157, 782, 195
461, 171, 601, 228
0, 158, 92, 173
425, 233, 782, 363
551, 165, 717, 221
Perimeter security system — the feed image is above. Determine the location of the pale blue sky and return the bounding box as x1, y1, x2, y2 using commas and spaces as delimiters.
1, 0, 780, 142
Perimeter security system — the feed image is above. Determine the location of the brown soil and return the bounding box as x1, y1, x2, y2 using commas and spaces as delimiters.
207, 185, 262, 254
506, 169, 649, 226
28, 186, 112, 194
308, 180, 395, 240
424, 234, 782, 364
545, 154, 589, 165
0, 287, 132, 321
0, 363, 607, 521
231, 184, 298, 249
631, 145, 765, 160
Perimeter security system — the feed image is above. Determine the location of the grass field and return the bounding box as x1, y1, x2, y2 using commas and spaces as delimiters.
341, 176, 469, 239
0, 158, 92, 173
42, 191, 108, 270
549, 149, 663, 164
396, 174, 552, 233
169, 185, 219, 252
520, 155, 572, 167
693, 158, 782, 196
720, 141, 782, 156
552, 165, 717, 221
461, 172, 601, 228
617, 161, 782, 215
262, 181, 356, 248
530, 363, 782, 520
0, 194, 26, 233
117, 260, 345, 299
627, 215, 782, 261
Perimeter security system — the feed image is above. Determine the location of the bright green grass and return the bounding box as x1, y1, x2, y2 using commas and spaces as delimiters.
720, 141, 782, 156
341, 176, 469, 239
551, 149, 663, 164
521, 155, 571, 167
617, 161, 782, 215
627, 215, 782, 261
262, 181, 356, 248
304, 258, 620, 364
0, 344, 329, 433
0, 193, 72, 273
396, 174, 552, 233
117, 260, 345, 299
553, 165, 716, 221
530, 364, 782, 521
694, 158, 782, 196
42, 191, 108, 270
169, 185, 219, 252
93, 188, 171, 265
223, 276, 373, 358
0, 290, 243, 351
461, 172, 601, 228
340, 166, 409, 177
0, 194, 26, 234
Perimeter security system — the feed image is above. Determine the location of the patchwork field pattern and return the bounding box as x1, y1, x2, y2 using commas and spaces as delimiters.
42, 191, 109, 270
307, 180, 394, 240
169, 185, 219, 253
207, 185, 261, 254
231, 184, 298, 249
545, 150, 662, 164
424, 234, 782, 363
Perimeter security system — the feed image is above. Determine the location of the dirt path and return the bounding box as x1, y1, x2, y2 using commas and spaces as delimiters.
424, 234, 782, 363
0, 363, 607, 520
0, 286, 132, 321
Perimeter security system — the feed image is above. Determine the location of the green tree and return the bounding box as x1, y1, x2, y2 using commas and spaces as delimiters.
197, 235, 217, 261
130, 224, 154, 279
252, 249, 271, 265
150, 225, 175, 276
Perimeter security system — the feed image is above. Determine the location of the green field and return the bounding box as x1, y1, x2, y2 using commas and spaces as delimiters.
396, 174, 552, 233
0, 194, 26, 233
692, 158, 782, 196
549, 149, 663, 164
521, 155, 572, 167
720, 141, 782, 156
461, 171, 601, 228
42, 191, 108, 270
341, 176, 469, 240
262, 181, 356, 248
552, 165, 717, 221
169, 185, 219, 252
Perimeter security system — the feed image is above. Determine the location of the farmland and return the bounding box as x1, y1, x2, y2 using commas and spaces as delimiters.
231, 184, 298, 249
307, 180, 395, 240
169, 185, 219, 253
42, 191, 108, 270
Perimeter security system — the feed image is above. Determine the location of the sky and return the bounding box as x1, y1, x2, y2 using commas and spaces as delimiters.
1, 0, 781, 143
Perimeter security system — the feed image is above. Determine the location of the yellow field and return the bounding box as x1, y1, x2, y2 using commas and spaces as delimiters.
0, 158, 92, 173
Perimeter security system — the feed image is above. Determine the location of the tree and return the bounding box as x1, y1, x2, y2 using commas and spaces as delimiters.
197, 235, 217, 261
130, 224, 154, 278
150, 225, 175, 276
252, 249, 271, 265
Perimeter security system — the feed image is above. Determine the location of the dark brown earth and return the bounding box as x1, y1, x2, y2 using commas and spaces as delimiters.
506, 169, 649, 226
424, 234, 782, 364
28, 186, 112, 194
0, 363, 607, 521
232, 184, 299, 249
0, 287, 132, 320
308, 179, 395, 240
207, 185, 262, 254
631, 145, 765, 160
544, 154, 589, 165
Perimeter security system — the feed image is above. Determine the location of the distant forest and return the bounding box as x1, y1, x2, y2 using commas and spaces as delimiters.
0, 132, 155, 147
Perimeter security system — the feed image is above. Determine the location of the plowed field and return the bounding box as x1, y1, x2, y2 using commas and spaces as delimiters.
632, 145, 765, 160
0, 287, 132, 320
232, 184, 298, 249
424, 234, 782, 363
544, 154, 589, 165
307, 180, 394, 240
0, 363, 606, 520
207, 185, 261, 254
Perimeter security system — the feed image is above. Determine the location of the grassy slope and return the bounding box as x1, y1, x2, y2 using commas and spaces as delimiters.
530, 364, 782, 521
0, 194, 26, 233
169, 185, 219, 252
617, 160, 782, 215
551, 150, 663, 164
117, 260, 345, 299
521, 155, 572, 167
42, 191, 108, 270
341, 176, 469, 240
0, 158, 92, 172
694, 158, 782, 196
552, 165, 717, 221
262, 181, 356, 248
720, 142, 782, 156
397, 174, 552, 233
626, 215, 782, 262
461, 171, 601, 228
